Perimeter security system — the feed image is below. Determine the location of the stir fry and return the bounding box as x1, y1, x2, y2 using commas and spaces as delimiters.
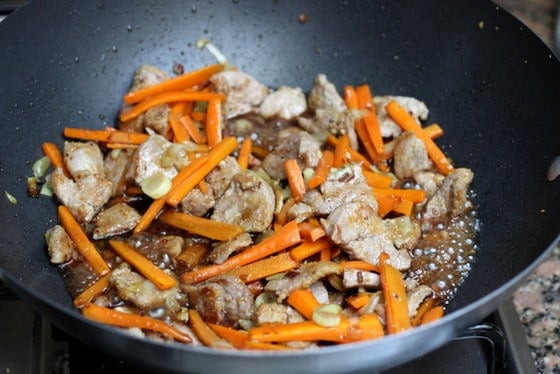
29, 61, 478, 349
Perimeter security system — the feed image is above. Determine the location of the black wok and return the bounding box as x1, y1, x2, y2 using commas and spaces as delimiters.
0, 0, 559, 372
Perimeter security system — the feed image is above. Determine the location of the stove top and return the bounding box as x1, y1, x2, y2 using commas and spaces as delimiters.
0, 283, 536, 374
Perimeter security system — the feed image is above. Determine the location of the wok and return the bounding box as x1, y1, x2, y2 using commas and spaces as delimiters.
0, 0, 559, 372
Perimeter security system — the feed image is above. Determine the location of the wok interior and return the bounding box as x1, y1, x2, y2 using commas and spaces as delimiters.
1, 0, 559, 370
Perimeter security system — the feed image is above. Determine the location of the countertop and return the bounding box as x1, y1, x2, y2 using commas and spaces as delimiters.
492, 2, 560, 373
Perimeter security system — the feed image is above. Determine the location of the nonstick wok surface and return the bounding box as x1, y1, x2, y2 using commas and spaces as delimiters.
0, 0, 559, 373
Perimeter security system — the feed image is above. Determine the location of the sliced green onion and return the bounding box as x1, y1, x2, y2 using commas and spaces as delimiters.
32, 156, 51, 178
312, 304, 342, 327
141, 172, 172, 199
5, 191, 17, 205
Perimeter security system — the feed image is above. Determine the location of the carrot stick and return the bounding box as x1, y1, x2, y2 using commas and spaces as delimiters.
327, 135, 374, 169
169, 102, 190, 143
284, 159, 306, 202
206, 98, 223, 147
158, 210, 244, 241
123, 63, 225, 105
275, 197, 295, 227
225, 252, 298, 283
289, 238, 332, 262
385, 100, 454, 175
363, 111, 384, 156
58, 205, 110, 276
297, 220, 326, 242
120, 91, 225, 123
73, 273, 111, 308
379, 252, 411, 334
355, 119, 382, 163
362, 170, 393, 189
286, 288, 320, 320
250, 145, 270, 159
237, 137, 252, 170
346, 293, 370, 309
420, 305, 444, 325
188, 309, 232, 348
176, 243, 210, 270
411, 296, 436, 326
333, 134, 350, 168
108, 240, 177, 290
343, 85, 359, 110
424, 123, 444, 139
208, 323, 248, 349
307, 150, 334, 189
63, 127, 149, 145
338, 261, 380, 273
166, 137, 238, 207
41, 142, 71, 178
181, 220, 301, 284
374, 192, 401, 217
355, 84, 374, 111
181, 115, 206, 144
82, 303, 191, 343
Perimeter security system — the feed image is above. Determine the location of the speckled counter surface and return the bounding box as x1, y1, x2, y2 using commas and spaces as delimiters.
493, 1, 559, 373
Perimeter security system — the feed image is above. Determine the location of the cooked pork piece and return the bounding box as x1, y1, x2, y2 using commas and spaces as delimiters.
104, 149, 134, 196
393, 131, 433, 179
211, 170, 275, 233
129, 134, 178, 185
93, 203, 141, 240
254, 302, 289, 325
45, 225, 78, 264
308, 74, 346, 112
142, 104, 171, 137
342, 269, 381, 289
407, 285, 434, 317
374, 96, 429, 138
265, 261, 341, 301
63, 141, 106, 180
413, 170, 445, 198
383, 216, 422, 251
110, 263, 184, 313
51, 168, 113, 223
259, 86, 307, 120
182, 275, 254, 327
180, 156, 240, 217
130, 234, 185, 267
207, 232, 253, 264
210, 70, 269, 119
422, 168, 474, 224
262, 131, 322, 179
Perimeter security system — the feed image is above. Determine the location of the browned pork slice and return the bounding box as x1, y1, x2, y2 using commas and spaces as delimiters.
407, 285, 434, 318
262, 131, 322, 179
342, 269, 381, 289
413, 171, 445, 199
207, 232, 253, 264
254, 302, 289, 325
210, 70, 269, 119
308, 74, 346, 112
142, 105, 171, 137
110, 263, 184, 313
383, 216, 422, 251
259, 86, 307, 119
181, 156, 240, 217
182, 275, 254, 327
45, 225, 78, 264
393, 131, 433, 180
264, 262, 341, 301
374, 95, 429, 138
130, 234, 185, 266
63, 141, 106, 179
422, 168, 474, 223
92, 203, 141, 240
129, 134, 178, 185
211, 170, 275, 233
104, 149, 134, 196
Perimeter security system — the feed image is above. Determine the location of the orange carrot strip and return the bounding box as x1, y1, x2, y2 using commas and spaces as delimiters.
362, 170, 393, 189
286, 288, 320, 320
355, 84, 374, 111
225, 252, 298, 283
108, 240, 177, 290
346, 293, 370, 309
83, 303, 192, 343
374, 192, 401, 218
297, 221, 326, 242
169, 102, 190, 143
250, 145, 270, 159
343, 85, 359, 110
333, 134, 350, 168
58, 205, 110, 276
411, 297, 436, 326
188, 309, 232, 348
373, 188, 426, 203
41, 142, 71, 178
275, 197, 296, 227
363, 111, 384, 156
338, 261, 380, 273
208, 323, 248, 349
327, 135, 374, 169
307, 150, 334, 190
421, 306, 445, 325
385, 100, 454, 175
181, 220, 301, 284
355, 119, 382, 163
176, 243, 211, 270
120, 91, 225, 123
190, 111, 206, 123
424, 123, 444, 139
319, 246, 332, 261
206, 98, 223, 147
166, 137, 238, 207
158, 210, 244, 241
289, 238, 332, 262
392, 199, 414, 216
181, 115, 206, 144
73, 273, 111, 308
284, 159, 306, 202
237, 137, 252, 170
63, 127, 149, 145
379, 252, 411, 334
104, 143, 139, 150
123, 64, 225, 105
